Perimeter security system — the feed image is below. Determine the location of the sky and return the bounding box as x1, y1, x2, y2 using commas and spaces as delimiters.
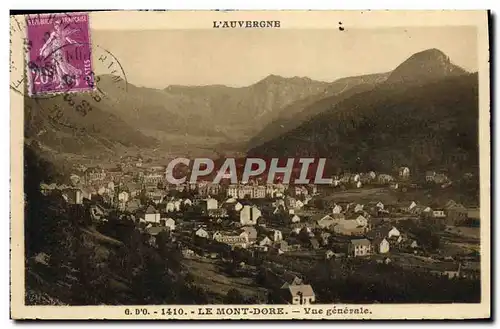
91, 26, 478, 89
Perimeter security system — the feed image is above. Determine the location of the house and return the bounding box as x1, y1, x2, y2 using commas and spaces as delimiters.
80, 187, 93, 200
467, 208, 480, 225
214, 232, 248, 247
273, 229, 283, 242
195, 227, 210, 239
280, 273, 303, 289
399, 166, 410, 179
234, 202, 244, 212
351, 204, 363, 213
126, 199, 141, 212
284, 284, 316, 305
349, 238, 372, 257
259, 236, 273, 247
289, 215, 300, 224
309, 238, 320, 250
434, 173, 449, 184
320, 232, 331, 246
314, 214, 336, 229
331, 213, 345, 223
401, 201, 417, 213
332, 204, 342, 214
84, 167, 106, 183
425, 171, 436, 182
333, 220, 365, 236
387, 226, 401, 238
61, 188, 83, 205
445, 202, 468, 225
205, 198, 218, 211
145, 226, 170, 246
429, 263, 461, 279
432, 209, 446, 218
354, 215, 368, 227
118, 191, 129, 204
241, 226, 258, 241
90, 204, 107, 221
208, 208, 229, 219
410, 240, 419, 249
276, 240, 289, 252
373, 238, 390, 254
240, 205, 262, 226
144, 205, 161, 224
285, 196, 297, 209
163, 217, 176, 231
165, 201, 176, 213
377, 174, 394, 184
182, 248, 195, 258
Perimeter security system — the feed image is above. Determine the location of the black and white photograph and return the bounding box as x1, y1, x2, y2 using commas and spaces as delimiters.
10, 10, 491, 320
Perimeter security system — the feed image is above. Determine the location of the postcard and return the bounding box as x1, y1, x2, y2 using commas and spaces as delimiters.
10, 10, 490, 320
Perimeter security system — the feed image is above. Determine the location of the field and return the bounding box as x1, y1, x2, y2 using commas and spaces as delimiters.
182, 257, 267, 303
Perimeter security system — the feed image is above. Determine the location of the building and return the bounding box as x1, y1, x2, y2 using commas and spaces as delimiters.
163, 217, 176, 231
332, 204, 342, 214
333, 220, 366, 236
227, 185, 238, 198
373, 238, 390, 254
61, 188, 83, 205
240, 205, 262, 226
445, 202, 468, 225
213, 232, 248, 247
208, 208, 229, 219
283, 284, 316, 305
195, 227, 210, 239
432, 209, 446, 218
143, 172, 164, 186
314, 214, 336, 229
118, 191, 129, 204
425, 171, 436, 182
205, 198, 218, 211
273, 229, 283, 242
144, 205, 161, 224
399, 166, 410, 179
241, 226, 258, 242
84, 167, 106, 184
349, 238, 372, 257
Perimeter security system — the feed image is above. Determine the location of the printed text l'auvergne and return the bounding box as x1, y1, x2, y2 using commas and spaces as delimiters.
213, 20, 281, 28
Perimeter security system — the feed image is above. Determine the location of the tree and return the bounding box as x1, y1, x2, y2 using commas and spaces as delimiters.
224, 288, 245, 304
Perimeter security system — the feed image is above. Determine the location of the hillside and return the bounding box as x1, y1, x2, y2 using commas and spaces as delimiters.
248, 48, 469, 151
247, 72, 390, 149
97, 74, 330, 141
248, 73, 479, 176
386, 48, 467, 85
24, 94, 159, 155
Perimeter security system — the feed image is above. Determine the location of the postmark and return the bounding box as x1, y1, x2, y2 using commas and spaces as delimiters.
26, 12, 94, 96
32, 44, 128, 136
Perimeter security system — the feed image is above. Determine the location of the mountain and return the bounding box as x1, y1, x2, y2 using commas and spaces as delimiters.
248, 48, 469, 152
247, 72, 478, 175
96, 74, 330, 143
247, 72, 390, 149
386, 48, 467, 85
24, 94, 159, 154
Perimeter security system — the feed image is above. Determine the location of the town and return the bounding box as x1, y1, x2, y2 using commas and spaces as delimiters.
34, 153, 481, 305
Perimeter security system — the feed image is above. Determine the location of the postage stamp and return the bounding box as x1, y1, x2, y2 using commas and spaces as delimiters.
9, 10, 491, 321
26, 12, 94, 96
